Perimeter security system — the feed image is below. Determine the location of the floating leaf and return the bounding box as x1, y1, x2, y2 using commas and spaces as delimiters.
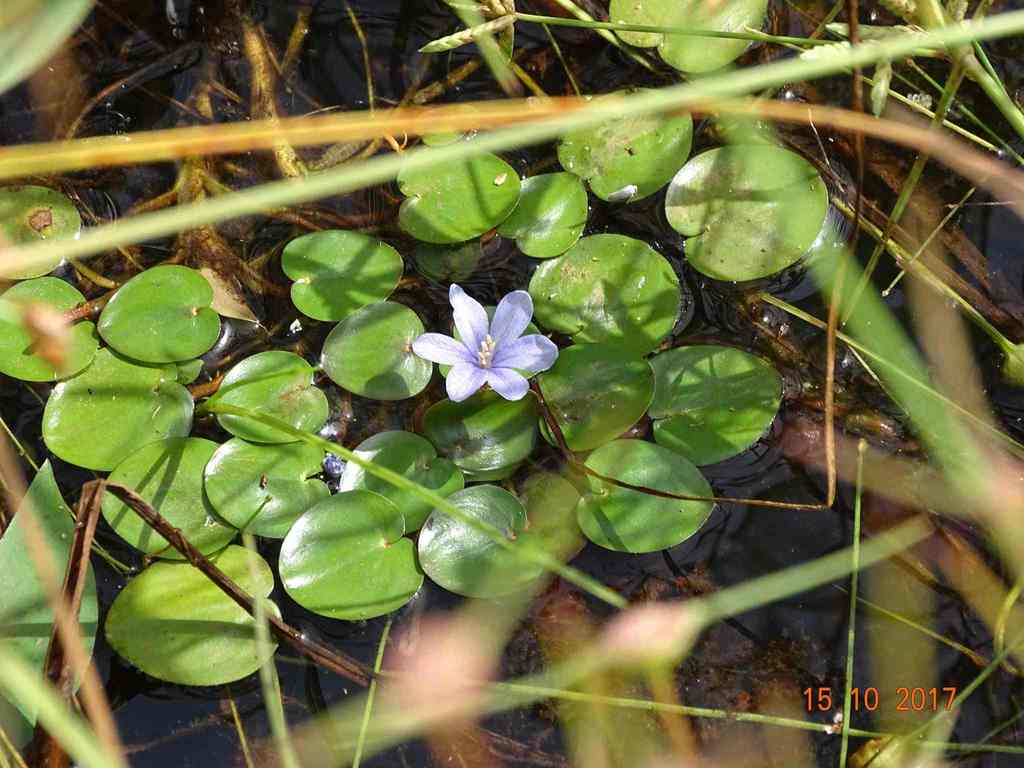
0, 185, 81, 279
413, 240, 482, 283
665, 145, 829, 282
577, 439, 713, 552
43, 348, 194, 471
609, 0, 769, 74
339, 431, 463, 532
280, 491, 423, 620
211, 350, 328, 444
176, 358, 204, 384
649, 345, 782, 465
557, 97, 693, 202
321, 302, 432, 400
102, 438, 236, 558
496, 172, 588, 258
0, 462, 97, 750
281, 230, 404, 322
98, 265, 221, 364
398, 152, 521, 243
104, 545, 278, 686
423, 389, 538, 474
204, 438, 330, 538
418, 485, 528, 598
529, 234, 682, 354
0, 277, 97, 381
511, 472, 585, 585
538, 344, 654, 452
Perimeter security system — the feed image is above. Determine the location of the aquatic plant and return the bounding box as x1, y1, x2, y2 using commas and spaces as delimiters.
1, 2, 1024, 767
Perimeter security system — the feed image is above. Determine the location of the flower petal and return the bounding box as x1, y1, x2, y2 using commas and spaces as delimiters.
412, 333, 474, 365
492, 334, 559, 373
486, 368, 530, 401
449, 284, 489, 354
489, 290, 533, 348
446, 362, 488, 402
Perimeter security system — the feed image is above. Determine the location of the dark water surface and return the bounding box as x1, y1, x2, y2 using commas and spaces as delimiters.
3, 1, 1024, 765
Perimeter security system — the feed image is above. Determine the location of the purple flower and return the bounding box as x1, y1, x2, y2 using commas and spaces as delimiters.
412, 284, 559, 403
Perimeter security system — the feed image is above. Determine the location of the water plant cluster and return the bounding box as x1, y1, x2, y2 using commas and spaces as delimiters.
2, 1, 1024, 766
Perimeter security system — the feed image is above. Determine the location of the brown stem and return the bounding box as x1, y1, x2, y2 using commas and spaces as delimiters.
97, 481, 371, 686
26, 482, 105, 768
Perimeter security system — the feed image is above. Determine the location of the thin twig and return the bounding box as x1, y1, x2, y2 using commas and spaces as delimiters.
27, 480, 106, 768
97, 481, 370, 686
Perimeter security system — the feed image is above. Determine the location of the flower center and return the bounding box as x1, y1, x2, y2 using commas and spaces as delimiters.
477, 334, 497, 368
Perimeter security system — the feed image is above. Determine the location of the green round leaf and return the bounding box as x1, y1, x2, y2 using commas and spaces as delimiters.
418, 485, 528, 598
281, 230, 404, 322
413, 240, 482, 283
102, 438, 236, 558
538, 344, 654, 452
321, 302, 432, 400
104, 545, 278, 686
423, 389, 538, 474
98, 265, 221, 363
176, 358, 204, 384
204, 438, 330, 538
339, 431, 464, 532
510, 472, 585, 586
557, 98, 693, 202
212, 350, 328, 443
398, 153, 521, 243
577, 439, 713, 552
529, 234, 681, 354
610, 0, 768, 74
0, 186, 81, 279
42, 348, 194, 471
280, 491, 423, 620
0, 462, 97, 749
0, 277, 98, 381
496, 172, 588, 258
650, 345, 782, 465
665, 145, 829, 281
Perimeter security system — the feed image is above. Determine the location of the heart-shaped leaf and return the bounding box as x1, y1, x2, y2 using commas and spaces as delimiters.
321, 302, 432, 401
557, 97, 693, 202
650, 345, 782, 465
211, 350, 328, 444
538, 344, 654, 452
104, 545, 278, 686
577, 439, 713, 552
0, 462, 97, 749
204, 439, 330, 538
529, 234, 682, 354
423, 389, 538, 474
281, 230, 404, 322
398, 152, 521, 243
102, 437, 237, 558
496, 172, 588, 258
280, 491, 423, 620
43, 348, 194, 471
98, 265, 221, 364
0, 277, 98, 381
665, 145, 829, 281
609, 0, 769, 74
418, 485, 528, 598
339, 431, 463, 532
0, 186, 81, 279
413, 240, 482, 283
